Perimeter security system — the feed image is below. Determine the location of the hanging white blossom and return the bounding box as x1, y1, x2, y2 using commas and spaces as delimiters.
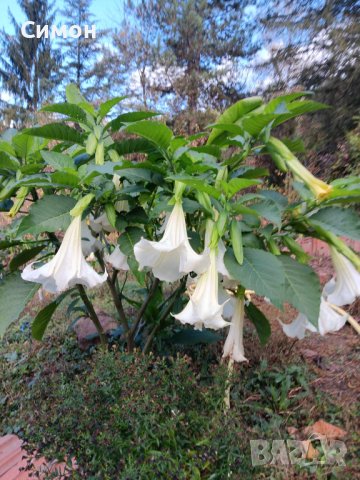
222, 296, 248, 363
21, 215, 107, 293
81, 221, 102, 257
134, 202, 209, 282
173, 250, 230, 330
323, 247, 360, 306
104, 245, 129, 271
280, 297, 348, 339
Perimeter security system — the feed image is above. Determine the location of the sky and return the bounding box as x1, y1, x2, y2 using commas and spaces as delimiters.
0, 0, 124, 33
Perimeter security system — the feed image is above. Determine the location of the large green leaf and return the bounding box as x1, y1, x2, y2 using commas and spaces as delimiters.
245, 302, 271, 345
224, 247, 285, 308
12, 133, 44, 159
41, 150, 74, 170
279, 256, 320, 328
169, 329, 221, 345
112, 138, 156, 156
9, 245, 45, 272
167, 174, 220, 199
17, 195, 76, 236
118, 226, 145, 256
106, 111, 159, 131
0, 152, 19, 171
0, 274, 39, 337
66, 83, 87, 105
308, 207, 360, 241
207, 97, 263, 144
250, 200, 283, 227
41, 103, 88, 123
126, 121, 173, 150
98, 96, 127, 119
31, 291, 69, 340
24, 124, 84, 144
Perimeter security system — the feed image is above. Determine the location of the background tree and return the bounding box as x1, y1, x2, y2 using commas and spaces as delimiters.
59, 0, 105, 100
110, 0, 258, 133
0, 0, 61, 126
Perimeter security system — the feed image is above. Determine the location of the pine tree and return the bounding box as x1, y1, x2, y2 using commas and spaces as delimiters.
110, 0, 258, 132
59, 0, 103, 99
0, 0, 61, 124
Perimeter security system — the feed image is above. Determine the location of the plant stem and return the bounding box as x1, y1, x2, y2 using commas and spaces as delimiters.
94, 252, 131, 344
328, 303, 360, 335
143, 282, 185, 354
130, 278, 160, 338
224, 358, 234, 412
77, 284, 107, 348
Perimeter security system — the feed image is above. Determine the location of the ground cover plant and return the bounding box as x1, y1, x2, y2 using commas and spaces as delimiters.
0, 85, 359, 478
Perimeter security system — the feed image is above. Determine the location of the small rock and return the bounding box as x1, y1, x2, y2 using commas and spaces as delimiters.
74, 311, 118, 350
303, 420, 347, 440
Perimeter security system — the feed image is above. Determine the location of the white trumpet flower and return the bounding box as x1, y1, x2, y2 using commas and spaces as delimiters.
281, 297, 348, 339
90, 213, 116, 233
104, 245, 129, 271
323, 248, 360, 306
81, 221, 102, 256
134, 202, 209, 282
173, 250, 230, 330
21, 215, 107, 293
222, 296, 248, 363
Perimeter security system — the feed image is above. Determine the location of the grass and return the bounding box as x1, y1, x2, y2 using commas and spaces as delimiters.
1, 303, 359, 479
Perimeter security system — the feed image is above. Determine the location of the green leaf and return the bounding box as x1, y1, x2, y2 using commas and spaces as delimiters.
51, 171, 79, 187
170, 329, 221, 345
66, 83, 87, 105
125, 121, 173, 150
98, 96, 127, 119
105, 203, 117, 228
226, 178, 261, 197
41, 103, 88, 123
278, 256, 320, 328
24, 124, 84, 144
0, 152, 20, 171
224, 248, 285, 308
9, 245, 45, 272
308, 207, 360, 241
17, 195, 76, 236
250, 200, 283, 227
106, 111, 160, 131
41, 150, 74, 170
31, 292, 69, 340
112, 138, 156, 156
119, 226, 145, 256
230, 220, 243, 264
207, 97, 263, 144
0, 274, 39, 337
167, 174, 220, 199
12, 133, 45, 160
245, 302, 271, 345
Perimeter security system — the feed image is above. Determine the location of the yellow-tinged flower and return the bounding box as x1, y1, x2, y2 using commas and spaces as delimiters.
267, 137, 332, 200
172, 250, 230, 330
134, 202, 209, 282
21, 215, 107, 293
222, 296, 248, 363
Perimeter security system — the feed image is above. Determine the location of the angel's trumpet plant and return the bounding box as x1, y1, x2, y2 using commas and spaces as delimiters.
267, 137, 332, 200
323, 247, 360, 306
222, 294, 248, 363
22, 215, 107, 293
105, 245, 129, 271
134, 183, 209, 282
280, 297, 348, 339
173, 249, 230, 330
